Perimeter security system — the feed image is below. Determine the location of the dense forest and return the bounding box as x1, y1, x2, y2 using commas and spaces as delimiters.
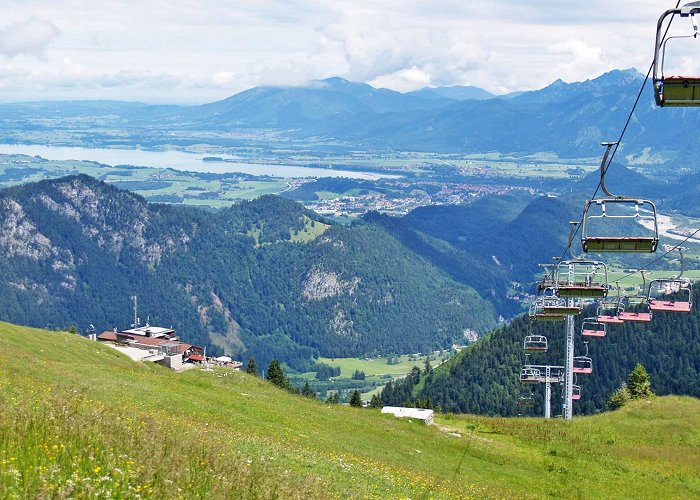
0, 175, 496, 370
381, 286, 700, 415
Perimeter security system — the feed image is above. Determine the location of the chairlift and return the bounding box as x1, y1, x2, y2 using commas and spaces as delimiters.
648, 247, 694, 312
573, 342, 593, 375
537, 263, 557, 292
618, 289, 652, 322
524, 335, 548, 352
582, 317, 607, 337
581, 143, 659, 254
529, 294, 566, 321
596, 282, 625, 324
653, 2, 700, 106
516, 392, 535, 407
539, 288, 582, 316
520, 366, 541, 384
572, 384, 582, 401
554, 259, 609, 299
618, 271, 653, 322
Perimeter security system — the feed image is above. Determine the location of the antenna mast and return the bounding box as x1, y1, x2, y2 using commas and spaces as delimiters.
132, 295, 140, 327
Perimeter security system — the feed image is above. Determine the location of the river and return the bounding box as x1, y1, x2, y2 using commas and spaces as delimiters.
0, 144, 397, 180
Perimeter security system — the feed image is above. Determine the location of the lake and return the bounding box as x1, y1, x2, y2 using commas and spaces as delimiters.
0, 144, 397, 180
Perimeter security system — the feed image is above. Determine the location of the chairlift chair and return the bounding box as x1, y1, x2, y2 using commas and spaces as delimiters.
596, 302, 625, 324
618, 297, 653, 322
573, 342, 593, 375
647, 248, 694, 312
516, 392, 535, 407
581, 143, 659, 254
581, 317, 607, 337
572, 384, 582, 401
523, 335, 548, 352
529, 296, 566, 321
653, 2, 700, 106
572, 357, 593, 374
554, 260, 609, 299
520, 366, 541, 384
539, 289, 582, 316
648, 278, 693, 312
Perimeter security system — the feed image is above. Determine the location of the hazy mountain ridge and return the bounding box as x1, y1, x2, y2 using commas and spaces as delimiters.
2, 69, 697, 166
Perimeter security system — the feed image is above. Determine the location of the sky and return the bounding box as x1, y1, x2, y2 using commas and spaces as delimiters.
0, 1, 697, 104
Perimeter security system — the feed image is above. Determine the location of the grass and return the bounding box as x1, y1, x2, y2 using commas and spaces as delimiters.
1, 322, 699, 498
316, 354, 435, 377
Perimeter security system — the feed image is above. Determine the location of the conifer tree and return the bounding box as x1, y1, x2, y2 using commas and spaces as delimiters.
349, 389, 363, 407
627, 363, 654, 399
301, 382, 316, 399
607, 382, 631, 410
246, 356, 258, 376
369, 394, 383, 408
266, 359, 287, 389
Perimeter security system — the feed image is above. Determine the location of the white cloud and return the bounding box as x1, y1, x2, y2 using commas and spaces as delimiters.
0, 1, 687, 102
549, 39, 605, 82
369, 66, 432, 91
0, 17, 60, 58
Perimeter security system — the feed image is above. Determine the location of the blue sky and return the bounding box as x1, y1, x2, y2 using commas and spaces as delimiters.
0, 1, 694, 103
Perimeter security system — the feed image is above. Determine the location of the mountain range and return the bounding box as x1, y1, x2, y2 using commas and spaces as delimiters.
1, 69, 699, 167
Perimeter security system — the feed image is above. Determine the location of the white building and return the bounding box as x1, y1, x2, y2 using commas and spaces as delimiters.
381, 406, 434, 425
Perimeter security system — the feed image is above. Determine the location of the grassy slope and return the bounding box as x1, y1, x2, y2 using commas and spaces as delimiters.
0, 323, 698, 499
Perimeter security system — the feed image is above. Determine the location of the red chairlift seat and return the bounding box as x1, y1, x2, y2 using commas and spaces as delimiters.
618, 311, 653, 322
572, 356, 593, 374
647, 278, 693, 313
582, 318, 607, 337
572, 385, 582, 401
618, 296, 653, 322
596, 303, 624, 324
649, 299, 692, 312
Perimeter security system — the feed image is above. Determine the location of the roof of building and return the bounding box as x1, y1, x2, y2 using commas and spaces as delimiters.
97, 330, 193, 354
120, 325, 175, 338
97, 331, 118, 341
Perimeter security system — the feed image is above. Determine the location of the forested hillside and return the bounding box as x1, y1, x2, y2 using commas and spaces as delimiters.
0, 175, 496, 370
383, 286, 700, 415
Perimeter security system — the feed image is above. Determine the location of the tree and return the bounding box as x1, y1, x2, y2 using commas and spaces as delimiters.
326, 392, 341, 404
301, 382, 316, 399
69, 325, 78, 335
369, 394, 383, 409
607, 382, 631, 410
349, 389, 363, 408
627, 362, 654, 399
246, 356, 258, 376
424, 357, 432, 376
352, 369, 365, 380
266, 359, 287, 389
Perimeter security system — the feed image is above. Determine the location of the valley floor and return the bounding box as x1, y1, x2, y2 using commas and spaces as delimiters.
1, 322, 698, 498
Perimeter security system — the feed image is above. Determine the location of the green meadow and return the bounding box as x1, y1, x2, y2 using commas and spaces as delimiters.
1, 322, 698, 498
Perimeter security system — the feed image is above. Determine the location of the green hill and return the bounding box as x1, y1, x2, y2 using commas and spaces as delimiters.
0, 175, 496, 370
0, 322, 698, 498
